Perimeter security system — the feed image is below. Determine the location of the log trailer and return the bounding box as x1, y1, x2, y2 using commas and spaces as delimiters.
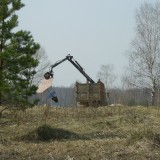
44, 54, 106, 107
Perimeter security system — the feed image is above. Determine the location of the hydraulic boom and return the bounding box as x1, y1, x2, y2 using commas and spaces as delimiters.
44, 54, 95, 83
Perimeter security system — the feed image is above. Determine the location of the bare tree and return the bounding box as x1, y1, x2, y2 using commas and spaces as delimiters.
97, 64, 116, 89
31, 47, 51, 85
124, 2, 160, 106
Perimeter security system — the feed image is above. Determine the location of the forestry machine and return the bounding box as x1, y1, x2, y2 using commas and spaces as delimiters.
44, 54, 106, 106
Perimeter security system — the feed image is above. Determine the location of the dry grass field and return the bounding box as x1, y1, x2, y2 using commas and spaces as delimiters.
0, 105, 160, 160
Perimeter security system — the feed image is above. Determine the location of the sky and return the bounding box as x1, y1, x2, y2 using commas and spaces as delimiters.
18, 0, 157, 87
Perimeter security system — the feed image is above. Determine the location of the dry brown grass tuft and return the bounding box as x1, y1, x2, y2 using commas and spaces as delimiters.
0, 105, 160, 159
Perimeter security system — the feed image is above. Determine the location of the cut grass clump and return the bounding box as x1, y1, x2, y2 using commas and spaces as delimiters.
37, 124, 54, 141
21, 124, 79, 141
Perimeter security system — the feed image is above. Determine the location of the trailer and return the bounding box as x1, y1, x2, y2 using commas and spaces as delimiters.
76, 80, 106, 107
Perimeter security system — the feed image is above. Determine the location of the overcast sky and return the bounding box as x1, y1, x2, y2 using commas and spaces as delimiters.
19, 0, 157, 87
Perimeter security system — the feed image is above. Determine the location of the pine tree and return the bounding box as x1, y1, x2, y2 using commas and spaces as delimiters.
0, 0, 40, 109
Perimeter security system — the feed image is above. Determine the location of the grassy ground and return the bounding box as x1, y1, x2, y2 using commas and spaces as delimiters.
0, 105, 160, 160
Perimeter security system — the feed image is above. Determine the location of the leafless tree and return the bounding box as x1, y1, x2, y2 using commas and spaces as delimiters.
31, 47, 51, 85
124, 2, 160, 106
97, 64, 116, 89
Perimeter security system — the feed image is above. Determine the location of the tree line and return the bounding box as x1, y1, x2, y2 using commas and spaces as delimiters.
32, 86, 151, 107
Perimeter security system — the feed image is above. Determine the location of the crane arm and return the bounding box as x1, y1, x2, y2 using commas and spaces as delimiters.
66, 55, 95, 83
50, 57, 68, 69
44, 54, 95, 83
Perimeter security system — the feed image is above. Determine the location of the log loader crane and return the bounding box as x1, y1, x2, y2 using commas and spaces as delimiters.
44, 54, 106, 107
